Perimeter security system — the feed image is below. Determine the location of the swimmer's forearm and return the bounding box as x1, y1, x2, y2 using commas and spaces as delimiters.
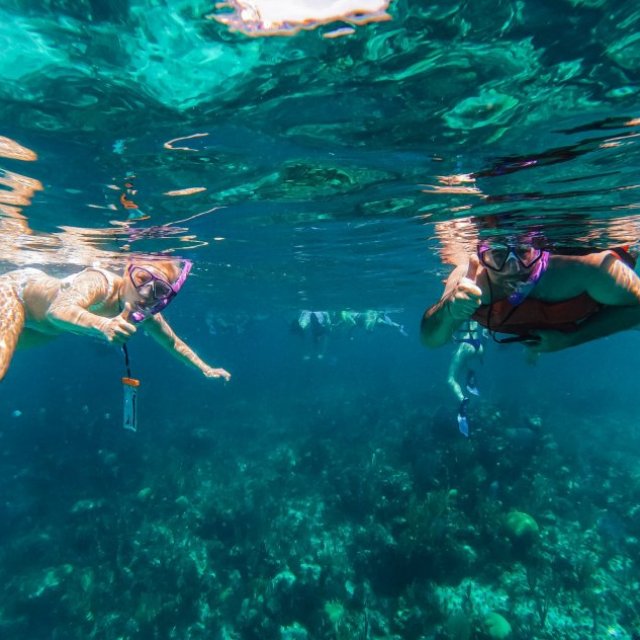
170, 339, 230, 378
567, 305, 640, 348
146, 316, 212, 373
420, 298, 460, 348
46, 306, 107, 338
172, 338, 210, 372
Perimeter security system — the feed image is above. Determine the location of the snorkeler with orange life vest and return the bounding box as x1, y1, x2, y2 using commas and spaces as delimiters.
424, 231, 640, 437
421, 235, 640, 353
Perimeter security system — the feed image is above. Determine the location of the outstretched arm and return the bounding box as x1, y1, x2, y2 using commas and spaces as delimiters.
560, 306, 640, 350
143, 313, 231, 380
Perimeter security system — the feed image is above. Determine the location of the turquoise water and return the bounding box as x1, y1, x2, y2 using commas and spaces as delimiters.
1, 1, 640, 638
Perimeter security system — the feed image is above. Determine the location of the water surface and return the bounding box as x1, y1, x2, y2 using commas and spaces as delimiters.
1, 2, 640, 639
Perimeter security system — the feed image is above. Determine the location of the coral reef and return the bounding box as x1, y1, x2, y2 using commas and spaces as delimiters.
0, 389, 637, 640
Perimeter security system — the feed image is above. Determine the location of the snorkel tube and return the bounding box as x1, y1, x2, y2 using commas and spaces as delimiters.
506, 250, 549, 306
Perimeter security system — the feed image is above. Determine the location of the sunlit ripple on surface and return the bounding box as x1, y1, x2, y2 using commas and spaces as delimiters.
420, 117, 640, 257
209, 0, 392, 37
0, 135, 212, 272
1, 1, 640, 303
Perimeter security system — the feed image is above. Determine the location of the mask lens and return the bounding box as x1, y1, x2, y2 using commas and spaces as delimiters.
479, 243, 542, 270
130, 267, 153, 288
130, 266, 174, 300
480, 245, 510, 270
151, 279, 173, 299
515, 245, 541, 267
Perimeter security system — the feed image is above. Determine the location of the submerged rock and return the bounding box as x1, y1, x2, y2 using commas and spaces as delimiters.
504, 511, 539, 539
484, 611, 512, 639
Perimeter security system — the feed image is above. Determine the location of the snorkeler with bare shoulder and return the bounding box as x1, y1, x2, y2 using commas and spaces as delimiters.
0, 259, 231, 383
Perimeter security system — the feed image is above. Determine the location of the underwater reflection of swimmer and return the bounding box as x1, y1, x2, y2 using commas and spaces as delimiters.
0, 137, 42, 242
209, 0, 392, 38
0, 259, 231, 383
1, 135, 129, 268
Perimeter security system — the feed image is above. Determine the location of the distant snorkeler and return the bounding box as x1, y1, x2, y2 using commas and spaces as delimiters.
338, 309, 408, 336
293, 309, 408, 341
0, 259, 231, 383
448, 319, 486, 437
292, 310, 333, 359
296, 310, 332, 336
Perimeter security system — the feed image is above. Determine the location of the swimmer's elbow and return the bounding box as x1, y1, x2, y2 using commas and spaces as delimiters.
44, 306, 64, 326
45, 302, 76, 325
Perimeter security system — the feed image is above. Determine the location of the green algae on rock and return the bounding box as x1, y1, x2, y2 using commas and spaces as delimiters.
505, 510, 539, 539
484, 611, 512, 639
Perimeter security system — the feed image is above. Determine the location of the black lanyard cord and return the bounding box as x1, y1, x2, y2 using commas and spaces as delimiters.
122, 344, 133, 378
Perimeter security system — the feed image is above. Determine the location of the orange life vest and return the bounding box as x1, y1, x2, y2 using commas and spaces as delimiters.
471, 247, 635, 337
472, 293, 602, 337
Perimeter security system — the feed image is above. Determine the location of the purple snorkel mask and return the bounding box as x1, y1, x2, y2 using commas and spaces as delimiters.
477, 240, 549, 305
127, 259, 192, 323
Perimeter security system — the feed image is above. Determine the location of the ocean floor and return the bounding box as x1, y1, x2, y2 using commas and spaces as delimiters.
0, 391, 638, 640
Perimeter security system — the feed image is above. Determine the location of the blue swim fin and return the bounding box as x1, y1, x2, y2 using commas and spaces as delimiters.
457, 413, 469, 437
457, 397, 470, 437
